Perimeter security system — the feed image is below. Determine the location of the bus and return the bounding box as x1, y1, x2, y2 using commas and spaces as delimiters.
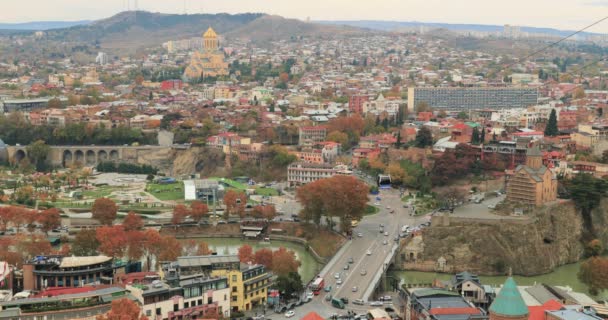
331, 297, 345, 309
310, 277, 325, 295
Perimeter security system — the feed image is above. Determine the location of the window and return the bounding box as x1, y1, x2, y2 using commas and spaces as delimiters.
232, 295, 238, 302
156, 308, 161, 316
232, 275, 237, 282
184, 302, 189, 308
232, 286, 237, 293
174, 304, 179, 312
208, 297, 213, 304
146, 310, 151, 317
224, 294, 227, 301
198, 299, 203, 306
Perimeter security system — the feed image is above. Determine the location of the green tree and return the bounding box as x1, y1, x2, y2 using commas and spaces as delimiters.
395, 131, 402, 149
567, 174, 608, 235
471, 128, 480, 145
47, 98, 62, 109
26, 140, 50, 171
544, 109, 559, 137
414, 127, 433, 148
275, 272, 304, 299
71, 229, 100, 256
457, 111, 468, 120
480, 128, 486, 144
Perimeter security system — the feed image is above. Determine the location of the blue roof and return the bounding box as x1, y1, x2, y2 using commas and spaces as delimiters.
490, 277, 529, 317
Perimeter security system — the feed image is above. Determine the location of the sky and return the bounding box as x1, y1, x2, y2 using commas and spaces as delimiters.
1, 0, 608, 33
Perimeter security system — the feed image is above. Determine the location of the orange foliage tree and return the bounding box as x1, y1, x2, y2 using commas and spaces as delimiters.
38, 208, 61, 234
92, 198, 118, 225
190, 201, 209, 223
578, 256, 608, 295
157, 235, 182, 262
171, 204, 190, 225
97, 298, 148, 320
238, 244, 254, 263
223, 190, 247, 218
96, 225, 128, 258
254, 248, 274, 269
122, 212, 144, 231
271, 247, 300, 276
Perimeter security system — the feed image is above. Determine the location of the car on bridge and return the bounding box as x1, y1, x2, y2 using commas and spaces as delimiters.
285, 311, 295, 318
351, 286, 358, 292
360, 269, 367, 276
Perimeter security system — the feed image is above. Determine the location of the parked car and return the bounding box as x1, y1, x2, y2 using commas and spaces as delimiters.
353, 299, 365, 305
285, 311, 295, 318
370, 301, 383, 306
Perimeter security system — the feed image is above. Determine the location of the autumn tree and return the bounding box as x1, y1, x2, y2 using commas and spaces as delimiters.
272, 247, 301, 276
585, 239, 604, 257
197, 241, 213, 255
122, 212, 144, 231
171, 204, 190, 225
125, 230, 145, 261
157, 235, 182, 262
386, 163, 407, 186
14, 234, 52, 260
238, 244, 254, 263
38, 208, 61, 234
141, 229, 162, 271
92, 198, 118, 225
97, 298, 147, 320
578, 257, 608, 295
251, 205, 276, 220
223, 190, 247, 218
72, 229, 100, 256
96, 225, 127, 258
254, 248, 274, 269
326, 131, 349, 147
190, 201, 209, 223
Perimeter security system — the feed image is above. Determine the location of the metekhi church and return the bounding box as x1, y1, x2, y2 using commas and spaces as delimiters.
182, 27, 229, 82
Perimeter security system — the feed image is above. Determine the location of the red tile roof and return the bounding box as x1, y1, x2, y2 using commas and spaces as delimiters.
301, 312, 325, 320
528, 299, 563, 320
429, 307, 482, 315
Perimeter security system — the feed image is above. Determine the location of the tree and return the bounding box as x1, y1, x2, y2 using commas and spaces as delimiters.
415, 101, 431, 113
275, 272, 304, 299
457, 111, 468, 120
272, 247, 301, 276
92, 198, 118, 225
326, 131, 349, 147
96, 225, 127, 258
125, 230, 145, 261
14, 234, 52, 259
480, 128, 486, 144
414, 127, 433, 148
585, 239, 604, 257
471, 127, 480, 145
141, 229, 162, 271
573, 87, 586, 99
48, 98, 62, 109
567, 173, 608, 235
38, 208, 61, 234
97, 298, 147, 320
72, 229, 99, 256
578, 257, 608, 295
26, 140, 50, 171
196, 241, 213, 255
122, 212, 144, 231
395, 131, 402, 149
157, 235, 182, 262
171, 204, 190, 225
238, 244, 254, 263
544, 109, 559, 137
254, 248, 274, 268
387, 163, 407, 186
190, 201, 209, 224
223, 190, 247, 218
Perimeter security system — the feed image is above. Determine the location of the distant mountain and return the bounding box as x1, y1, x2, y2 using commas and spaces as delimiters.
0, 20, 91, 30
227, 15, 366, 41
32, 11, 366, 53
318, 20, 601, 38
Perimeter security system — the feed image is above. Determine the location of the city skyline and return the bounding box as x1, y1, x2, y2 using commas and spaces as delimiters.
1, 0, 608, 33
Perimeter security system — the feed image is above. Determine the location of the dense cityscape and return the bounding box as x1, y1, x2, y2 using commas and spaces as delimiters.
0, 2, 607, 320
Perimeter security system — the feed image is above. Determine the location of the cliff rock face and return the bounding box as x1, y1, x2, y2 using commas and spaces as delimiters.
169, 147, 225, 177
417, 201, 586, 275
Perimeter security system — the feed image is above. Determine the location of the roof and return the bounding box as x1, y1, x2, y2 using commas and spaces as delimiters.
546, 309, 603, 320
59, 255, 111, 268
526, 146, 542, 157
301, 312, 325, 320
203, 27, 218, 38
528, 300, 563, 320
430, 307, 482, 315
489, 277, 529, 317
177, 255, 239, 268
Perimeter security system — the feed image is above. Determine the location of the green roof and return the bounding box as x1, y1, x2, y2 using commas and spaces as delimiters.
489, 277, 529, 317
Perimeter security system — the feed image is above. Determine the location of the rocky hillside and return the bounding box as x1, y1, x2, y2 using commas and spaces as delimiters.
417, 201, 597, 275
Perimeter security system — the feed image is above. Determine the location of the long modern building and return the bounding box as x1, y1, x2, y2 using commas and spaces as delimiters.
407, 87, 538, 111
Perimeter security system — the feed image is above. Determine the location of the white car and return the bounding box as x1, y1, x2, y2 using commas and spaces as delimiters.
360, 269, 367, 276
285, 311, 295, 318
370, 301, 383, 306
374, 202, 380, 206
384, 231, 389, 236
337, 278, 343, 285
382, 240, 388, 245
386, 206, 391, 209
357, 232, 363, 237
334, 272, 340, 279
366, 250, 372, 255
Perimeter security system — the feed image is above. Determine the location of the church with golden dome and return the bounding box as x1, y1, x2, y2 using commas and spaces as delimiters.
182, 27, 229, 82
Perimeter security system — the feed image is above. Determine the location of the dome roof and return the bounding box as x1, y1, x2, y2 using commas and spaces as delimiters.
203, 27, 218, 38
489, 277, 529, 317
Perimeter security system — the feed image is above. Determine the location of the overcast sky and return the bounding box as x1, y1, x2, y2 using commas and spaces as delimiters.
2, 0, 608, 33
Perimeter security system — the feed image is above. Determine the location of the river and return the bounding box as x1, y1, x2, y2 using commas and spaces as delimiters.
182, 238, 322, 283
389, 261, 608, 300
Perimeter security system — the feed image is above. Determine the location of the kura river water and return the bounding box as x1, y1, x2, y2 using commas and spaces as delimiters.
389, 261, 608, 300
181, 237, 322, 283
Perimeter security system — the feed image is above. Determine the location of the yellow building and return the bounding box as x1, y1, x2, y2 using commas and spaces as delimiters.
507, 147, 557, 206
167, 255, 273, 313
183, 27, 229, 82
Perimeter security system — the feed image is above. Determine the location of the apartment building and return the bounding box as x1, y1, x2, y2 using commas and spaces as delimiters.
298, 126, 327, 146
407, 87, 538, 111
287, 162, 337, 186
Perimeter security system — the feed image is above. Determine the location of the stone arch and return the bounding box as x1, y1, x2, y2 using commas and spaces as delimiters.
85, 150, 96, 166
109, 150, 119, 161
62, 150, 73, 167
409, 252, 415, 261
13, 149, 26, 164
74, 150, 84, 165
98, 150, 108, 162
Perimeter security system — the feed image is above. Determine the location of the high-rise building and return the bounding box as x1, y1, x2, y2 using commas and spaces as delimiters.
95, 52, 108, 65
407, 87, 538, 111
503, 24, 522, 38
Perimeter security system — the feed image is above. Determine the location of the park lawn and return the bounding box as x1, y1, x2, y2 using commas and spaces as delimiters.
82, 185, 122, 199
364, 204, 379, 216
255, 187, 278, 196
146, 182, 184, 201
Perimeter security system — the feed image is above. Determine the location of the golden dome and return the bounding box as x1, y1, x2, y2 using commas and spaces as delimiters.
203, 27, 218, 39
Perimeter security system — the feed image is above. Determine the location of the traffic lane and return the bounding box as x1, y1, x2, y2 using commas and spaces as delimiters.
335, 240, 379, 298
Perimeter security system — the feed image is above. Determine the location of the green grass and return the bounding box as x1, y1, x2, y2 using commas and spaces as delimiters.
364, 204, 379, 216
209, 177, 248, 190
82, 186, 121, 199
146, 182, 184, 201
255, 187, 278, 196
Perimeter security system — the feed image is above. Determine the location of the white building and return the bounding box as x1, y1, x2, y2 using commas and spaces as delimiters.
95, 52, 108, 65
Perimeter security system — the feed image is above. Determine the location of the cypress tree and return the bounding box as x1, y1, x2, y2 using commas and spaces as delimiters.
471, 128, 480, 145
544, 109, 559, 137
480, 127, 485, 144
